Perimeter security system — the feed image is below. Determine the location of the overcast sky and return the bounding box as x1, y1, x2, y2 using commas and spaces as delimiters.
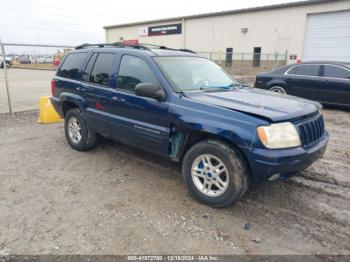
0, 0, 301, 54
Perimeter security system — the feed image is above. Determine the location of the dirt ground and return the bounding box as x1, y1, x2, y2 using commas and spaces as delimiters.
0, 109, 349, 255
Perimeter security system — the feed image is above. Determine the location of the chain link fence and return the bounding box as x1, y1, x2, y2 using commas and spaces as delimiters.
198, 51, 287, 84
0, 42, 74, 114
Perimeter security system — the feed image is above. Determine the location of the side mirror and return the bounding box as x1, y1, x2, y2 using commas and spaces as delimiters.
135, 83, 166, 101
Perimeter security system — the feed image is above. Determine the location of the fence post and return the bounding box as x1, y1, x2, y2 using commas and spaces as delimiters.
0, 38, 13, 115
284, 51, 288, 65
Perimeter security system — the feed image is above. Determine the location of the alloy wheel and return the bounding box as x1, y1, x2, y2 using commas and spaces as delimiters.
68, 116, 82, 144
191, 154, 229, 197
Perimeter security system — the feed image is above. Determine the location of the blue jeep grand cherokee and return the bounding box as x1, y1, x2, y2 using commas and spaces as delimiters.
51, 43, 328, 207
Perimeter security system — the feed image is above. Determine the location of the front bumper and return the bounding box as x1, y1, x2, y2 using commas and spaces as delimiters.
246, 131, 329, 181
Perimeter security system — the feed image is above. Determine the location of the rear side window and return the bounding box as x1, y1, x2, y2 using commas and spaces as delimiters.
81, 53, 98, 82
288, 65, 320, 77
117, 55, 158, 93
57, 52, 88, 79
89, 53, 115, 87
323, 65, 350, 79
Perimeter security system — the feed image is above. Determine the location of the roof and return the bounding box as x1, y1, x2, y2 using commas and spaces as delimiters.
104, 0, 340, 29
301, 61, 350, 68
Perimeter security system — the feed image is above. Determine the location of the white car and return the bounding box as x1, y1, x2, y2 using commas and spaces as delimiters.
36, 56, 53, 64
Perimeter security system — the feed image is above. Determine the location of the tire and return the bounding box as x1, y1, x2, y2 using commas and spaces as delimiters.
269, 85, 286, 94
182, 140, 250, 208
64, 108, 97, 151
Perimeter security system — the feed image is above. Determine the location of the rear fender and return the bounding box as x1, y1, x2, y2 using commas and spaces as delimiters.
267, 79, 287, 88
59, 92, 87, 112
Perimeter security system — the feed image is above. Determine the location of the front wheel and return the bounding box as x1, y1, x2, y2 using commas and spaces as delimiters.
182, 140, 249, 208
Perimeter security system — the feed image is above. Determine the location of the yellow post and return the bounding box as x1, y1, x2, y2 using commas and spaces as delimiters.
37, 96, 63, 124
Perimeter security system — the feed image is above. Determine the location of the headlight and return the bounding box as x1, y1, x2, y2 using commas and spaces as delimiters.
257, 122, 301, 149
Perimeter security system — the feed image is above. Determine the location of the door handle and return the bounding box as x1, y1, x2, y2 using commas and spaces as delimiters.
112, 96, 125, 103
76, 87, 86, 92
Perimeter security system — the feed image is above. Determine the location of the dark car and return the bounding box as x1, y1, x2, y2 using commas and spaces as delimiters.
255, 61, 350, 108
51, 43, 328, 207
0, 57, 11, 68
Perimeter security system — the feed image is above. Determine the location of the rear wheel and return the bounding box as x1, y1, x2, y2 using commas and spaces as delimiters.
64, 108, 97, 151
182, 140, 249, 208
269, 86, 286, 94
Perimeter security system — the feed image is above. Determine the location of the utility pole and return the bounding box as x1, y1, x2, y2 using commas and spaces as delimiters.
0, 38, 13, 115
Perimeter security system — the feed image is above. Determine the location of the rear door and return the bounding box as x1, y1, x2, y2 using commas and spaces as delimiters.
284, 64, 323, 101
109, 54, 171, 156
76, 52, 118, 136
320, 64, 350, 106
55, 51, 89, 97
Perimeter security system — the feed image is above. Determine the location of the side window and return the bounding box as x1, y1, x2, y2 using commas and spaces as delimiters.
117, 55, 159, 93
294, 65, 320, 77
287, 66, 297, 75
89, 53, 115, 87
81, 53, 98, 82
323, 65, 350, 79
57, 52, 88, 79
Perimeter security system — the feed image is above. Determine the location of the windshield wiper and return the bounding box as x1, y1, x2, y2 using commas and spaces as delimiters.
199, 83, 240, 92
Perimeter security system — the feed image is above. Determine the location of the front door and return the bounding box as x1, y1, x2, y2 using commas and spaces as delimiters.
109, 54, 171, 156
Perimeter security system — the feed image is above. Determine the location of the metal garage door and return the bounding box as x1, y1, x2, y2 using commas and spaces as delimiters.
303, 10, 350, 62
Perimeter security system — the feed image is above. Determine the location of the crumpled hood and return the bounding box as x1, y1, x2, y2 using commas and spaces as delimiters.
184, 88, 321, 122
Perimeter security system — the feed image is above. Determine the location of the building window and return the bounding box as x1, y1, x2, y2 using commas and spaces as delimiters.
225, 48, 233, 67
253, 47, 261, 67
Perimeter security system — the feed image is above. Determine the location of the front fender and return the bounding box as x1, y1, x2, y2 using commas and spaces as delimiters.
169, 100, 268, 151
177, 116, 254, 150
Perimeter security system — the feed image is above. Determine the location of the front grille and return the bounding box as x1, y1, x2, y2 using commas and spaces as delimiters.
297, 114, 325, 147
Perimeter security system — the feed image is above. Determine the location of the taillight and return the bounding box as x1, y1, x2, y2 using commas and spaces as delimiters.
51, 79, 56, 96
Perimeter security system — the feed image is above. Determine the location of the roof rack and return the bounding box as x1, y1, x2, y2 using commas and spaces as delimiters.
75, 42, 196, 54
75, 42, 152, 50
138, 43, 196, 54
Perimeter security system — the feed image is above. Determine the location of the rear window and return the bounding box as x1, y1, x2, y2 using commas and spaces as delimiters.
323, 65, 350, 79
57, 52, 88, 79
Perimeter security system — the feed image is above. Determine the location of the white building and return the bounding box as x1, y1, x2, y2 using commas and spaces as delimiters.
104, 0, 350, 63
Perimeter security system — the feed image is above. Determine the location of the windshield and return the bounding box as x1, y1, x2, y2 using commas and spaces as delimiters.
154, 56, 239, 92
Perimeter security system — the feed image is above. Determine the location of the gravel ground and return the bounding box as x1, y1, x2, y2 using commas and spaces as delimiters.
0, 109, 349, 255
